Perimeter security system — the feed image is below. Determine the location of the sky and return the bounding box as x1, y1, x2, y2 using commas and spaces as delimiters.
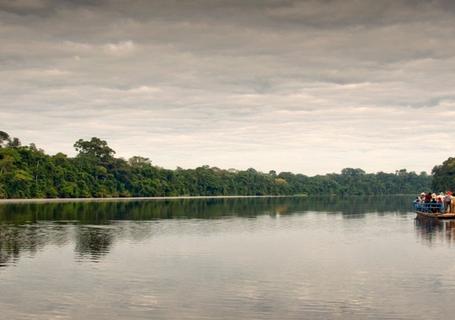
1, 0, 455, 175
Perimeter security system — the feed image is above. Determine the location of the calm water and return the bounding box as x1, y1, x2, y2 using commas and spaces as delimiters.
1, 196, 454, 320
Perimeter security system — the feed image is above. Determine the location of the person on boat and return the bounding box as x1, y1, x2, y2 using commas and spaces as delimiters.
424, 192, 432, 203
420, 192, 426, 202
451, 192, 455, 213
430, 196, 438, 213
437, 192, 444, 203
436, 194, 444, 213
444, 192, 452, 213
413, 197, 421, 211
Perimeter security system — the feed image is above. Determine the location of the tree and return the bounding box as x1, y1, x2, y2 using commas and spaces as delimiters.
0, 131, 10, 147
128, 156, 151, 168
341, 168, 365, 176
74, 137, 115, 162
8, 137, 21, 147
432, 157, 455, 191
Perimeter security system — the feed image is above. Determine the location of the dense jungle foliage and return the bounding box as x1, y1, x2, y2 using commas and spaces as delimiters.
0, 131, 431, 199
432, 157, 455, 192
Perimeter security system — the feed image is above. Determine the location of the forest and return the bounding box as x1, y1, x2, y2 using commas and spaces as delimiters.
431, 157, 455, 192
0, 131, 431, 199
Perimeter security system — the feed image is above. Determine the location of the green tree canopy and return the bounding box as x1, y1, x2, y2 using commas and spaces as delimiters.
74, 137, 115, 162
0, 130, 433, 199
432, 157, 455, 191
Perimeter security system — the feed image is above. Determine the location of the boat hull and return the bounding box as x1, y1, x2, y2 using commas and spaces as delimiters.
416, 211, 455, 220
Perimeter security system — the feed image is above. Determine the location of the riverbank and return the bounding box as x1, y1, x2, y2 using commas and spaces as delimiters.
0, 194, 305, 204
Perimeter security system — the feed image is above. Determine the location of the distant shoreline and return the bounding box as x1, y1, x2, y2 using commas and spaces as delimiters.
0, 195, 304, 204
0, 194, 416, 204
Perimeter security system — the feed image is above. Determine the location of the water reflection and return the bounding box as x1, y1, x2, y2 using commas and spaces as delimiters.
75, 226, 116, 261
415, 218, 455, 245
2, 196, 455, 320
0, 196, 412, 224
0, 224, 70, 267
0, 196, 412, 267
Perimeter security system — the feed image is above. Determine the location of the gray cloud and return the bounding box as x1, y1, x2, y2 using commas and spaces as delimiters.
1, 0, 455, 174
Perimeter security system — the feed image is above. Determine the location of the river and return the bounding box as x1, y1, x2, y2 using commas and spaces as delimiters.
0, 196, 454, 319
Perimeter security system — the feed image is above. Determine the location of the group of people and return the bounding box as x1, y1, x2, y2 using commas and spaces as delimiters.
414, 191, 454, 213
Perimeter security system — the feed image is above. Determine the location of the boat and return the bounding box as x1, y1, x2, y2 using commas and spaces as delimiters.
416, 211, 455, 220
414, 202, 455, 220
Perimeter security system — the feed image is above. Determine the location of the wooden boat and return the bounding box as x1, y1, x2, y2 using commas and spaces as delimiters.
416, 211, 455, 220
413, 202, 455, 219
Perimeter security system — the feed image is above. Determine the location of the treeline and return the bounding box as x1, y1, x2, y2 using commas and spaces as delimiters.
0, 131, 431, 199
432, 157, 455, 191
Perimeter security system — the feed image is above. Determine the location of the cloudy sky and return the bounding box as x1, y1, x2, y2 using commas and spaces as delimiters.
1, 0, 455, 175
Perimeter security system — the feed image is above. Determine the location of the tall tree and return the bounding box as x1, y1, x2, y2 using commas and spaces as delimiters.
74, 137, 115, 161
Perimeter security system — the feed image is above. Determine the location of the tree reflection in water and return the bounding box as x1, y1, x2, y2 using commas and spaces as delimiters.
75, 225, 116, 261
0, 224, 70, 267
0, 196, 413, 267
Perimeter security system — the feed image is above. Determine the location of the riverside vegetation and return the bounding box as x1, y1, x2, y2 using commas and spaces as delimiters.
0, 131, 432, 199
